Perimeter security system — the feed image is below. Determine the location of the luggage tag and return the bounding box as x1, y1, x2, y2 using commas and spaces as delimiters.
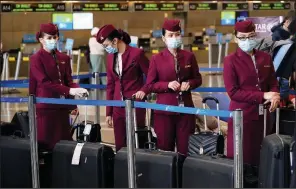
83, 124, 92, 136
71, 143, 85, 165
259, 104, 264, 115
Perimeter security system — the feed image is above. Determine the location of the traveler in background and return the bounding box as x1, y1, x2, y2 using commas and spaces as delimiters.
96, 25, 149, 152
29, 23, 88, 150
258, 10, 295, 54
89, 27, 106, 84
143, 19, 202, 155
272, 18, 296, 106
223, 20, 280, 166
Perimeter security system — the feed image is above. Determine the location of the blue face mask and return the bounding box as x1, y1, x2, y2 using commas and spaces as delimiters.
105, 45, 118, 54
44, 39, 57, 51
166, 37, 182, 49
238, 39, 258, 52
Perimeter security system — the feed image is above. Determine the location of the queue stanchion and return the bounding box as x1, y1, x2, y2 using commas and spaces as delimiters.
217, 42, 222, 69
28, 95, 40, 188
94, 72, 100, 124
208, 43, 212, 74
233, 109, 243, 188
76, 49, 81, 76
14, 51, 22, 81
67, 50, 74, 71
125, 99, 137, 188
225, 41, 229, 57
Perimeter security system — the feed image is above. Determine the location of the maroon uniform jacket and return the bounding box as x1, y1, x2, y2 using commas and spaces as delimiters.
29, 49, 78, 110
106, 46, 149, 117
145, 48, 202, 115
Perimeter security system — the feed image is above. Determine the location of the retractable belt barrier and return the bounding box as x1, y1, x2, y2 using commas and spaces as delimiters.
1, 95, 243, 188
0, 67, 223, 84
1, 82, 295, 95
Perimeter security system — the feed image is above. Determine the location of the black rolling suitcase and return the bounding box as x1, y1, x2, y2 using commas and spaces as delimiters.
183, 108, 244, 188
114, 148, 184, 188
188, 97, 224, 156
51, 140, 114, 188
114, 102, 183, 188
258, 107, 293, 188
279, 107, 296, 136
0, 136, 52, 188
10, 111, 30, 138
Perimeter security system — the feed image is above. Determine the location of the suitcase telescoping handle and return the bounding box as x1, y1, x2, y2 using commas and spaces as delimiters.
202, 97, 221, 134
263, 104, 280, 137
132, 95, 152, 149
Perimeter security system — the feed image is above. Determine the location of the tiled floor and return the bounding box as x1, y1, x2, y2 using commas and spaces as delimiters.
1, 63, 225, 144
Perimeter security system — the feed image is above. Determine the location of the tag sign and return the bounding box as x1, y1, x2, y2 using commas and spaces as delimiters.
1, 3, 66, 12
73, 3, 128, 11
83, 124, 92, 136
189, 3, 218, 10
71, 143, 85, 165
134, 3, 184, 11
253, 3, 291, 10
222, 3, 248, 10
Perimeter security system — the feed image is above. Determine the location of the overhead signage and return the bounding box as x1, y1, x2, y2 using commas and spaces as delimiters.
253, 3, 291, 10
1, 3, 66, 12
134, 3, 184, 11
189, 3, 218, 10
222, 3, 248, 10
72, 3, 128, 11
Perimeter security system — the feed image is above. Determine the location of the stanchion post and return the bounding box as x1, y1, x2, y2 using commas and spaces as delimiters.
94, 72, 100, 124
233, 109, 243, 188
225, 42, 229, 57
76, 49, 81, 76
125, 99, 137, 188
217, 43, 222, 69
14, 51, 22, 80
208, 43, 212, 69
28, 95, 40, 188
5, 53, 10, 81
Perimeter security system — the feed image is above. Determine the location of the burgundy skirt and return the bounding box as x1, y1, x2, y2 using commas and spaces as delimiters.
36, 109, 72, 150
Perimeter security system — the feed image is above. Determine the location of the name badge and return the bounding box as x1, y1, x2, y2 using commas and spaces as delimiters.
60, 95, 65, 99
179, 101, 185, 107
259, 104, 264, 115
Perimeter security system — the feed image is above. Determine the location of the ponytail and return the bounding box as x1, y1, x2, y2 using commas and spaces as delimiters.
117, 29, 131, 44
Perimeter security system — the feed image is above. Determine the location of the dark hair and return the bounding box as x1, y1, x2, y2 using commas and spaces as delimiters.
107, 29, 131, 44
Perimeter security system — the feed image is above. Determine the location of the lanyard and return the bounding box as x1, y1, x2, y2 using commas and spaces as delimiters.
251, 55, 261, 91
173, 55, 183, 104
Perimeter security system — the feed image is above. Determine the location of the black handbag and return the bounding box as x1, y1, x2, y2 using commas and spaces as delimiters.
188, 97, 225, 156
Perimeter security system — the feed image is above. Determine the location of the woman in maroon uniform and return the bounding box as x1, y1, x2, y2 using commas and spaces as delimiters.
29, 23, 88, 150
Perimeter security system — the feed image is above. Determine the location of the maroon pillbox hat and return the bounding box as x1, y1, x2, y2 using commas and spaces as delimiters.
235, 20, 256, 33
96, 24, 116, 44
162, 19, 181, 32
36, 23, 59, 41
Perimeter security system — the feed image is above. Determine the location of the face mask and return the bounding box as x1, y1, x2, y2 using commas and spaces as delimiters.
105, 45, 118, 54
165, 37, 182, 49
238, 39, 258, 52
44, 39, 57, 51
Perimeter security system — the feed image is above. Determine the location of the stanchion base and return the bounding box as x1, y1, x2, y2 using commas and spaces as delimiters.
205, 72, 223, 76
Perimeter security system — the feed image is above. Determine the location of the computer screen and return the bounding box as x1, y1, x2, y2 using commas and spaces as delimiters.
221, 11, 236, 26
52, 13, 73, 30
73, 13, 94, 30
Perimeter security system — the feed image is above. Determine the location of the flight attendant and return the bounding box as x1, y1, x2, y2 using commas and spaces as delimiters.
96, 25, 149, 151
144, 19, 202, 155
223, 20, 280, 166
29, 23, 88, 150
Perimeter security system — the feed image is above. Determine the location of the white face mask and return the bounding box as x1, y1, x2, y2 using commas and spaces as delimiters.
165, 37, 182, 49
237, 39, 258, 52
